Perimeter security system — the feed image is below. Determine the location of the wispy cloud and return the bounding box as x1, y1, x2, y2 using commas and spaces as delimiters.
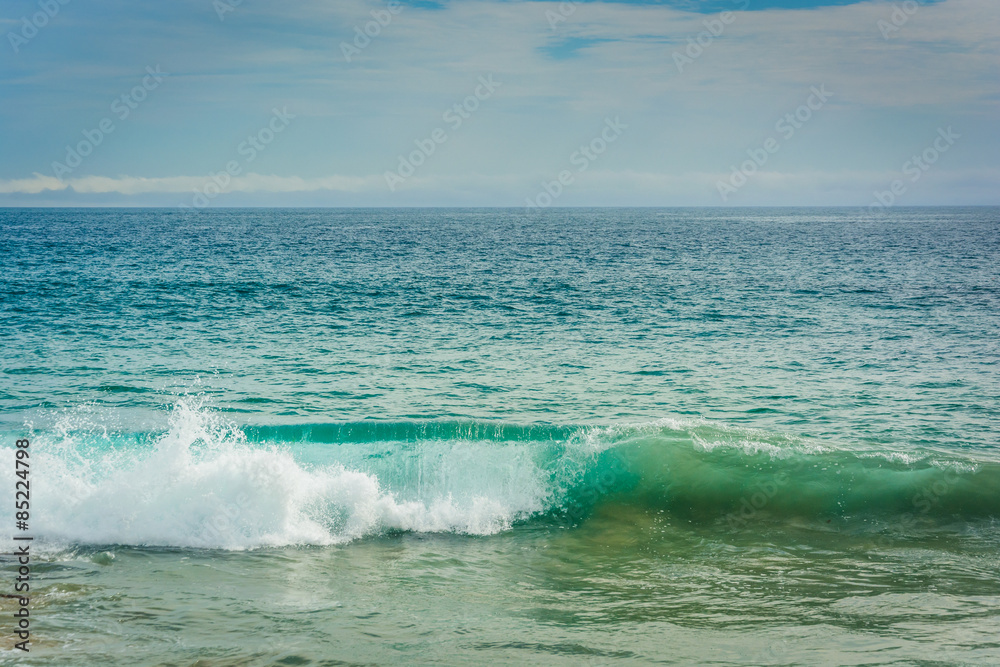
0, 173, 382, 195
4, 167, 997, 207
1, 0, 997, 205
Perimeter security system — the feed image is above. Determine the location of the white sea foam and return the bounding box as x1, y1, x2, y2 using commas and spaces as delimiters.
5, 402, 552, 550
9, 403, 990, 551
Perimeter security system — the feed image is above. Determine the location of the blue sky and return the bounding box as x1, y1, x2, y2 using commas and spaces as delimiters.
1, 0, 997, 206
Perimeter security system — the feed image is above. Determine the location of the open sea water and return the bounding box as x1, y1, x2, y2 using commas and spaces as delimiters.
1, 207, 999, 665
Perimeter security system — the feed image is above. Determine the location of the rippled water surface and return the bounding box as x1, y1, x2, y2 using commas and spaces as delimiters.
1, 207, 998, 665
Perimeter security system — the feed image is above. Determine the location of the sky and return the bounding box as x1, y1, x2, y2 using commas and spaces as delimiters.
0, 0, 997, 207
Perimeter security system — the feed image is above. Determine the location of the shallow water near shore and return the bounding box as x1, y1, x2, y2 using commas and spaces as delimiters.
13, 520, 1000, 666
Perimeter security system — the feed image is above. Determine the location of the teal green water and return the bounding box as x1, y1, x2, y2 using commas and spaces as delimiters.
1, 207, 999, 665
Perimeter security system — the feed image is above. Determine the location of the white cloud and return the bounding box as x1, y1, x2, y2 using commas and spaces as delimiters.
0, 174, 68, 194
3, 167, 997, 206
0, 173, 383, 195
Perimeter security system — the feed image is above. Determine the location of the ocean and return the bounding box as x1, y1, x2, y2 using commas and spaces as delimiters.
1, 207, 998, 665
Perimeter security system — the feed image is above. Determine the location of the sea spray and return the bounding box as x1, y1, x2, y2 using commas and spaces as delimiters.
5, 402, 999, 551
15, 402, 556, 549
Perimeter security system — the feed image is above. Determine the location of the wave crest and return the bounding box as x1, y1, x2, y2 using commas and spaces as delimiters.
6, 402, 999, 550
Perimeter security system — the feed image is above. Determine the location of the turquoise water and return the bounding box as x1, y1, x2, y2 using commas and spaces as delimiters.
1, 207, 999, 665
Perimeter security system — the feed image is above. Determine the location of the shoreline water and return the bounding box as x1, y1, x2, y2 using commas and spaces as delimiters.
2, 207, 997, 664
